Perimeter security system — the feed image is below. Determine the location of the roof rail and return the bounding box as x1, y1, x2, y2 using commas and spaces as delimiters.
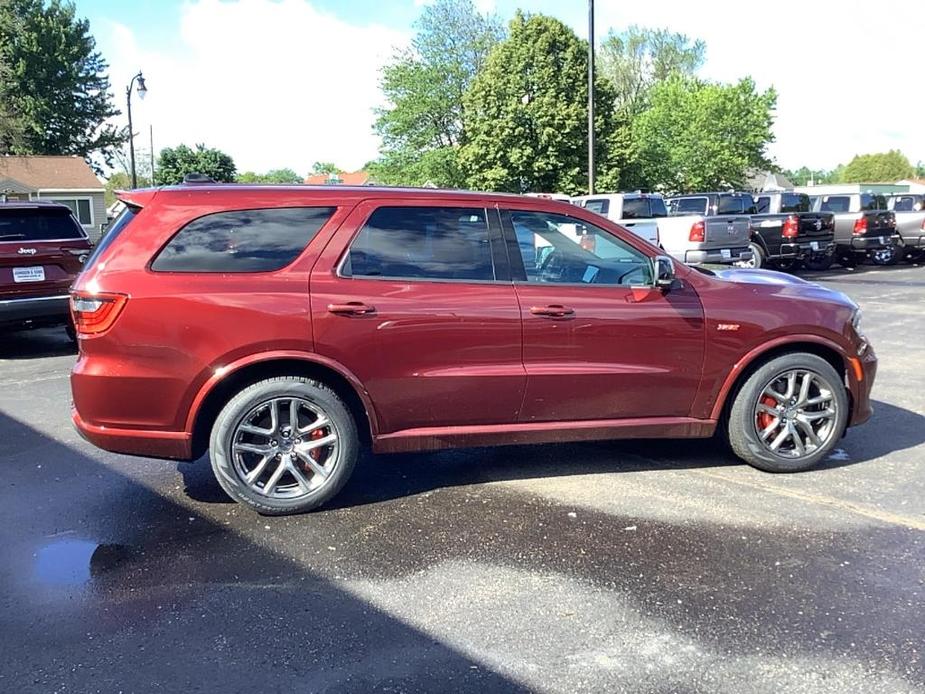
183, 173, 216, 184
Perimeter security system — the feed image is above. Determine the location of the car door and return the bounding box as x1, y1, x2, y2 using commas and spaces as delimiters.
501, 207, 705, 423
310, 199, 525, 435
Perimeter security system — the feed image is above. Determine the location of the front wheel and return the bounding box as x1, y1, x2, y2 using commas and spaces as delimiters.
727, 353, 848, 472
209, 377, 358, 515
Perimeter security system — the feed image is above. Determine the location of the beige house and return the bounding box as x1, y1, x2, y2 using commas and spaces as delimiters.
0, 155, 106, 241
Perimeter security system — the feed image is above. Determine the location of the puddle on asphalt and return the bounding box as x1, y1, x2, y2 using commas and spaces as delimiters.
34, 539, 134, 585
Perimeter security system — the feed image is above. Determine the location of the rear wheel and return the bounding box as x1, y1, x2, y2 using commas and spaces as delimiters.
209, 377, 358, 515
803, 253, 834, 271
773, 256, 802, 273
727, 353, 848, 472
735, 242, 764, 269
870, 246, 902, 265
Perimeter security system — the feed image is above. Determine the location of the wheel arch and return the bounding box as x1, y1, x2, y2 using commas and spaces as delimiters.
710, 337, 853, 424
187, 352, 377, 460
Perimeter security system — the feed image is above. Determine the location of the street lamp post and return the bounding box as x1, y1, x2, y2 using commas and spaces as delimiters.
126, 71, 148, 189
587, 0, 595, 195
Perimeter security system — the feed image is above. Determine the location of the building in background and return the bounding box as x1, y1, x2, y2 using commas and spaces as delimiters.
0, 155, 106, 241
304, 170, 372, 186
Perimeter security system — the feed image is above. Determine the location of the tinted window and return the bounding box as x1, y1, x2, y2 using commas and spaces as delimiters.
511, 211, 652, 286
716, 196, 744, 215
621, 198, 649, 219
649, 197, 668, 218
583, 199, 610, 215
892, 196, 918, 211
344, 207, 494, 281
152, 207, 334, 272
0, 206, 86, 242
781, 193, 810, 213
755, 196, 771, 214
669, 197, 708, 216
820, 196, 851, 213
84, 205, 138, 271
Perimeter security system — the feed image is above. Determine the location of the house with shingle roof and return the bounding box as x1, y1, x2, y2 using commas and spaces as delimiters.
0, 155, 106, 240
304, 170, 372, 186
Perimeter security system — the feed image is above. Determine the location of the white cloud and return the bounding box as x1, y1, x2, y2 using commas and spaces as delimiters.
588, 0, 925, 170
102, 0, 407, 175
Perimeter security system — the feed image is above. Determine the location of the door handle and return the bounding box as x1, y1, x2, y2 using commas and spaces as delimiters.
328, 302, 376, 316
530, 304, 574, 318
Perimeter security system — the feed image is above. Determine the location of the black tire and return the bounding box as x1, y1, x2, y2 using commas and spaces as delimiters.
64, 324, 77, 342
837, 252, 858, 269
870, 246, 902, 266
803, 254, 834, 271
209, 376, 358, 515
727, 353, 848, 473
773, 256, 802, 273
735, 242, 764, 269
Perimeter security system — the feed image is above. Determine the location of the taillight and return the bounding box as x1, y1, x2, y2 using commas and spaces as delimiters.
689, 220, 705, 242
852, 217, 868, 236
70, 290, 128, 336
782, 215, 799, 239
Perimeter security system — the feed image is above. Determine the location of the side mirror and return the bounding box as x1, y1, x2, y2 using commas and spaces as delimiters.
653, 255, 675, 290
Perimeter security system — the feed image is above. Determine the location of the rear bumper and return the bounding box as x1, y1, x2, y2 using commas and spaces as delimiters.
778, 240, 835, 258
843, 234, 899, 252
898, 234, 925, 249
72, 407, 193, 460
685, 247, 752, 265
0, 294, 70, 326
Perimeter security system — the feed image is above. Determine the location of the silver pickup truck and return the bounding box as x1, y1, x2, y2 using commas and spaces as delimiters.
571, 193, 662, 247
886, 193, 925, 262
662, 193, 753, 265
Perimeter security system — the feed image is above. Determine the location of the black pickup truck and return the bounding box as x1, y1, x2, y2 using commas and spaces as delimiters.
748, 191, 835, 270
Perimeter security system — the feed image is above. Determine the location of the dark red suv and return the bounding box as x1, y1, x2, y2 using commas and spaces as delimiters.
70, 185, 877, 515
1, 201, 91, 338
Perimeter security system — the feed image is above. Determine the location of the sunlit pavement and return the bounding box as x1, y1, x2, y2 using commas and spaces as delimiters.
1, 263, 923, 693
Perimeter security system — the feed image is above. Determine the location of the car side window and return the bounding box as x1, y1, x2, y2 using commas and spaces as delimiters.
342, 206, 495, 282
509, 210, 652, 286
151, 207, 335, 272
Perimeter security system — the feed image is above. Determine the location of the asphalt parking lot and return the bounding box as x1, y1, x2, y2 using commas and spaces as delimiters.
1, 263, 923, 693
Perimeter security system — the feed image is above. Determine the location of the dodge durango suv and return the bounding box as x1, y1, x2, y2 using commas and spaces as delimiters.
70, 185, 877, 515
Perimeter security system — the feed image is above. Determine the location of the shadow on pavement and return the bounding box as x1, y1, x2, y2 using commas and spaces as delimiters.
0, 411, 526, 693
0, 326, 76, 360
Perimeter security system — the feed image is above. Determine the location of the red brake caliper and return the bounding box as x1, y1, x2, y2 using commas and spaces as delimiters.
757, 395, 778, 430
308, 427, 327, 461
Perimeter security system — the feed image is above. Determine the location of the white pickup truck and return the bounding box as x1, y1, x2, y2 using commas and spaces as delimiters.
571, 193, 662, 247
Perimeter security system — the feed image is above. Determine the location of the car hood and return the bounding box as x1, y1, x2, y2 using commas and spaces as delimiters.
708, 267, 857, 309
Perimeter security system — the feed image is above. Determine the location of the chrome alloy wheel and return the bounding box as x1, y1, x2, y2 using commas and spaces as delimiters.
231, 397, 338, 499
753, 369, 839, 459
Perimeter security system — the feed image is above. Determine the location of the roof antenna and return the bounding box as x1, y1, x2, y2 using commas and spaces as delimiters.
183, 173, 215, 184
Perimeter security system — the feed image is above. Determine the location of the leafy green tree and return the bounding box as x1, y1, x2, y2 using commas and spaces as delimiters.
0, 0, 124, 167
782, 166, 841, 186
916, 161, 925, 178
310, 161, 340, 175
236, 168, 302, 184
460, 12, 618, 195
154, 144, 236, 185
599, 26, 705, 117
371, 0, 504, 187
840, 150, 915, 183
630, 75, 777, 193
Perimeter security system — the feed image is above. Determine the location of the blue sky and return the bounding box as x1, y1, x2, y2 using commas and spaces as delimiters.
78, 0, 925, 177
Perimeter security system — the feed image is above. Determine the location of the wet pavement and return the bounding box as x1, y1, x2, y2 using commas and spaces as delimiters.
1, 263, 924, 693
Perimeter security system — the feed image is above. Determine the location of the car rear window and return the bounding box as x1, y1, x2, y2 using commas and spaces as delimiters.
669, 197, 708, 216
716, 196, 745, 215
648, 197, 668, 218
781, 193, 810, 213
891, 196, 916, 211
621, 198, 649, 219
820, 196, 851, 213
583, 199, 610, 215
152, 207, 334, 273
0, 206, 85, 242
860, 194, 887, 211
342, 206, 494, 282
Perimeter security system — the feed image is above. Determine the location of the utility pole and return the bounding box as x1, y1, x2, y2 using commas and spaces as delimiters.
149, 124, 155, 185
587, 0, 595, 195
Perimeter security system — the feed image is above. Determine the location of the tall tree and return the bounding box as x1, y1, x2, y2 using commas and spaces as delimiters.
840, 150, 914, 183
460, 12, 618, 195
236, 168, 302, 184
630, 75, 777, 193
0, 0, 124, 167
599, 26, 705, 117
154, 144, 236, 185
310, 161, 340, 175
782, 166, 841, 186
370, 0, 504, 187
